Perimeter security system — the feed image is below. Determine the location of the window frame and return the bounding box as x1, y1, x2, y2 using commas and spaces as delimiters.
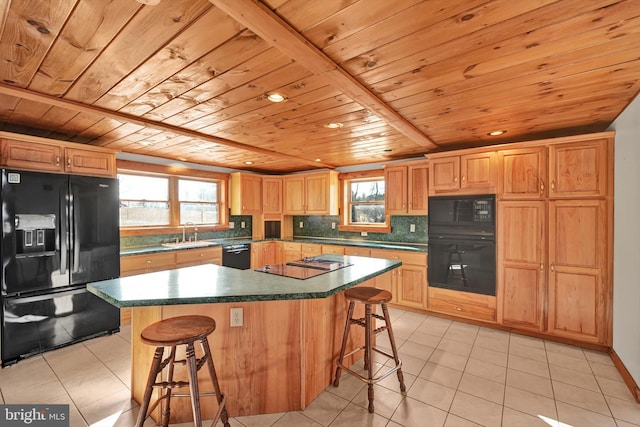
338, 170, 391, 233
118, 160, 229, 237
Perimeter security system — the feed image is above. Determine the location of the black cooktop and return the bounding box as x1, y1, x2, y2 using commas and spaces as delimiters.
255, 257, 352, 280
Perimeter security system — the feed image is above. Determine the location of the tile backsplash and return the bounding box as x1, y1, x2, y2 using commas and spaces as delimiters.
293, 215, 428, 244
120, 215, 252, 248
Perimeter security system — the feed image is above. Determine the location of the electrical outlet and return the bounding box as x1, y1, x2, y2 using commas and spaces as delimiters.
229, 222, 234, 229
241, 221, 246, 228
331, 222, 336, 229
230, 308, 243, 327
360, 231, 368, 237
299, 221, 304, 228
410, 224, 416, 233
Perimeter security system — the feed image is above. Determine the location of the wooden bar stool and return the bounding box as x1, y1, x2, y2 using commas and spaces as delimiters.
333, 287, 406, 413
135, 315, 230, 427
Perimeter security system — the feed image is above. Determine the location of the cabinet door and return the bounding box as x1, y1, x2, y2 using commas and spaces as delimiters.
498, 147, 546, 199
175, 247, 222, 268
497, 201, 546, 331
120, 252, 176, 276
548, 199, 608, 344
305, 174, 329, 214
1, 139, 64, 172
548, 139, 607, 198
407, 164, 428, 214
263, 176, 283, 216
251, 243, 264, 268
460, 152, 496, 190
284, 175, 305, 214
385, 165, 407, 214
263, 241, 281, 265
65, 147, 116, 177
372, 270, 397, 303
397, 264, 427, 310
429, 157, 460, 193
242, 174, 263, 214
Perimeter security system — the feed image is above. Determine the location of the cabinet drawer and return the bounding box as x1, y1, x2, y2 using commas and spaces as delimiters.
370, 249, 426, 266
344, 247, 371, 257
301, 243, 320, 255
120, 252, 176, 275
175, 247, 222, 265
427, 287, 496, 322
282, 242, 302, 252
321, 245, 344, 255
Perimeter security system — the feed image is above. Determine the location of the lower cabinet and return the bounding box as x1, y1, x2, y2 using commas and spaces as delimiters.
175, 247, 222, 268
251, 241, 282, 268
370, 249, 427, 310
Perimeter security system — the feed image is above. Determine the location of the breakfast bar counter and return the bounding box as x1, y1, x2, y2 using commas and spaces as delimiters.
88, 255, 401, 423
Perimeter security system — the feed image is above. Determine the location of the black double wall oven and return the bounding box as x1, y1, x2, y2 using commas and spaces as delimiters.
1, 169, 121, 366
428, 194, 496, 296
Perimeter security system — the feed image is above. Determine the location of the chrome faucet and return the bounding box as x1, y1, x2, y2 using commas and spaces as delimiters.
182, 222, 198, 242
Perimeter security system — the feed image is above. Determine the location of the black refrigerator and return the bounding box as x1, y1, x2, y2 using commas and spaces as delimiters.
1, 169, 120, 366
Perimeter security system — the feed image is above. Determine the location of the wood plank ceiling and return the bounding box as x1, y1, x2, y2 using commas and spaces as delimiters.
0, 0, 638, 173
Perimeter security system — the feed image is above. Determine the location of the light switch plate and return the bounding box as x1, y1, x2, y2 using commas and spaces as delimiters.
229, 222, 234, 228
361, 231, 368, 237
241, 221, 246, 228
410, 224, 416, 232
299, 222, 304, 228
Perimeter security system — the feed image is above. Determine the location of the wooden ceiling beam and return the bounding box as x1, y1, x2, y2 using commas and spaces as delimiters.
0, 83, 336, 169
210, 0, 438, 150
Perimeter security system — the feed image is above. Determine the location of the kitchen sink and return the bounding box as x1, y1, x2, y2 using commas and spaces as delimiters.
161, 241, 213, 249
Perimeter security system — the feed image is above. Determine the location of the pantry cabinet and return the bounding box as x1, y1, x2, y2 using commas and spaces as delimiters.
497, 201, 546, 331
0, 137, 116, 177
547, 199, 608, 344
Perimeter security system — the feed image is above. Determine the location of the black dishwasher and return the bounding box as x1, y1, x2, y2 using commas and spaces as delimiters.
222, 244, 251, 270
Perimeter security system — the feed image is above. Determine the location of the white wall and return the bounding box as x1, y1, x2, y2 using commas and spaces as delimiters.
609, 94, 640, 385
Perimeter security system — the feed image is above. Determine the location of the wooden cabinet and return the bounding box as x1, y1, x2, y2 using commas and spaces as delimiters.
385, 161, 428, 214
262, 176, 283, 218
283, 171, 339, 215
497, 201, 546, 331
321, 245, 344, 255
230, 172, 262, 214
428, 287, 497, 322
428, 152, 496, 195
120, 252, 176, 277
343, 247, 370, 257
251, 241, 282, 267
1, 137, 116, 177
498, 147, 547, 199
548, 139, 608, 198
370, 249, 427, 309
175, 247, 222, 268
547, 199, 609, 344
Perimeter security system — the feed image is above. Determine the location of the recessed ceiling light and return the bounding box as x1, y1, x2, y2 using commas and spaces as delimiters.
487, 130, 507, 136
266, 92, 287, 103
244, 161, 253, 165
324, 122, 343, 129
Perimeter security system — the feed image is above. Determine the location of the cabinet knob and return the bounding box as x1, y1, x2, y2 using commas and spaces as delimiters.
551, 180, 555, 192
550, 264, 555, 272
145, 260, 152, 264
540, 263, 544, 272
540, 180, 545, 193
454, 176, 458, 183
455, 306, 463, 311
199, 253, 204, 257
461, 175, 466, 183
67, 157, 71, 166
55, 156, 60, 165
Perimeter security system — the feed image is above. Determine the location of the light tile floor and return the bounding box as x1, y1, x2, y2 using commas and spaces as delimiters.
1, 307, 639, 426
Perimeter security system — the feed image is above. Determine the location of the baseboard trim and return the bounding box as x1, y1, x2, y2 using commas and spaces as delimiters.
610, 348, 640, 403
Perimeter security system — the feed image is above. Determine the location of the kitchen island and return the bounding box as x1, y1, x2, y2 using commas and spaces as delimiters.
88, 255, 401, 423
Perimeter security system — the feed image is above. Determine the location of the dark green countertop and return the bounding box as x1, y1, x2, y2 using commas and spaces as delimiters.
120, 237, 427, 256
88, 254, 401, 307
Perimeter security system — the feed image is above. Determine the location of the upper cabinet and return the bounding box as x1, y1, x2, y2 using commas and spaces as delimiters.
385, 161, 428, 214
548, 139, 608, 198
262, 176, 283, 218
1, 136, 116, 177
428, 152, 496, 195
283, 171, 338, 215
498, 147, 547, 199
230, 172, 262, 215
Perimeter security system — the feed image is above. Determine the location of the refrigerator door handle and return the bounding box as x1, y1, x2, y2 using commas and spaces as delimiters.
71, 185, 80, 273
8, 287, 86, 304
60, 187, 67, 275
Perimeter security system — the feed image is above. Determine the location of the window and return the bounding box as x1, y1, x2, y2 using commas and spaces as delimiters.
339, 171, 390, 233
178, 179, 219, 224
119, 174, 170, 226
118, 171, 224, 229
348, 179, 386, 224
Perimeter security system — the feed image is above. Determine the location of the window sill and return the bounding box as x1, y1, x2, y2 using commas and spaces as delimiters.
337, 224, 391, 234
120, 224, 231, 237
